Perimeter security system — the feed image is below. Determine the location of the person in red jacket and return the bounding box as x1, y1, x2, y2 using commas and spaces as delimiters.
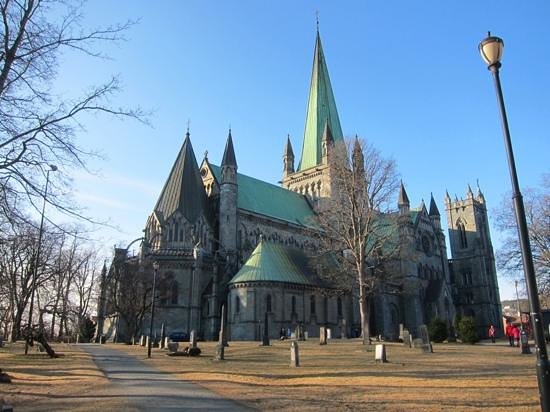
512, 325, 521, 347
505, 322, 514, 346
488, 325, 496, 343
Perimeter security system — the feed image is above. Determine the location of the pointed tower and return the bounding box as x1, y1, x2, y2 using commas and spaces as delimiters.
476, 182, 485, 204
219, 129, 238, 254
282, 29, 343, 200
352, 136, 364, 174
298, 30, 343, 171
428, 193, 441, 229
282, 135, 295, 178
398, 181, 410, 215
444, 190, 451, 206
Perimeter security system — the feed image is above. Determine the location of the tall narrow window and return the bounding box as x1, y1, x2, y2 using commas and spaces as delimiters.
291, 296, 296, 314
457, 220, 468, 248
266, 294, 272, 312
337, 297, 343, 318
171, 281, 179, 304
235, 295, 240, 313
310, 295, 316, 315
159, 283, 167, 306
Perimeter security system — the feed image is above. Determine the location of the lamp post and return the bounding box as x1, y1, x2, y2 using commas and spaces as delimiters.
147, 261, 159, 358
479, 32, 550, 410
25, 164, 57, 355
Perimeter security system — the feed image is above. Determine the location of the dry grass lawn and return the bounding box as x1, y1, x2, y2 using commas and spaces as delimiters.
119, 338, 540, 411
0, 342, 119, 411
0, 338, 541, 411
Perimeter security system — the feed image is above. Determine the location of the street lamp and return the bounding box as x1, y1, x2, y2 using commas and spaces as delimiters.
147, 261, 159, 358
25, 164, 57, 355
479, 32, 550, 410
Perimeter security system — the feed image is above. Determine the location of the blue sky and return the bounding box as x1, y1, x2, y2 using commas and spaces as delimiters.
53, 1, 549, 300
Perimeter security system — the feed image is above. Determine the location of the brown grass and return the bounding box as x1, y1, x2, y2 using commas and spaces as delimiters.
0, 342, 116, 411
0, 339, 541, 411
119, 339, 540, 411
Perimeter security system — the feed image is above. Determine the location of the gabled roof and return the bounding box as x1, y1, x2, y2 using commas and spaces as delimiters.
229, 240, 315, 286
297, 30, 343, 171
209, 164, 316, 228
154, 134, 208, 224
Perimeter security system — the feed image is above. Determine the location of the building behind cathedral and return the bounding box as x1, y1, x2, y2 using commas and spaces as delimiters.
96, 29, 502, 343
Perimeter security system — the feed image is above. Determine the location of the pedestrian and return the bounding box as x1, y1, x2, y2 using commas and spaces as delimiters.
505, 322, 514, 347
512, 324, 521, 347
488, 324, 496, 343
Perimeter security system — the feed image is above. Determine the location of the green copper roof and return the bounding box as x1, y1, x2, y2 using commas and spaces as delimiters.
154, 133, 208, 223
210, 165, 316, 227
229, 240, 315, 285
298, 31, 343, 171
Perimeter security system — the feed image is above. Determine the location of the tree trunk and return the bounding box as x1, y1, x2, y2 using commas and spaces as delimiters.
359, 294, 371, 345
358, 266, 371, 345
10, 307, 23, 342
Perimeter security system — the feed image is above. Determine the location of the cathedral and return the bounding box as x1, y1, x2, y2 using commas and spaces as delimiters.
97, 30, 502, 342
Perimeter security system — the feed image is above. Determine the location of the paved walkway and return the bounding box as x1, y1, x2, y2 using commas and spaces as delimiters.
75, 344, 250, 411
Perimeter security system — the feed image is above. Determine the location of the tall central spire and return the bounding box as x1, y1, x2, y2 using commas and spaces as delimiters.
297, 29, 343, 171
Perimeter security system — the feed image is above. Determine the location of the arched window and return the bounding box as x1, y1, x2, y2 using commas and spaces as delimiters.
266, 294, 272, 312
291, 296, 296, 314
159, 283, 167, 306
174, 222, 179, 241
457, 219, 468, 248
310, 295, 316, 315
171, 281, 179, 304
337, 297, 343, 317
235, 295, 240, 313
417, 264, 423, 278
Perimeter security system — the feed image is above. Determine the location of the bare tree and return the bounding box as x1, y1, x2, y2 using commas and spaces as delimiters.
0, 0, 144, 225
99, 253, 153, 343
314, 137, 400, 344
494, 174, 550, 300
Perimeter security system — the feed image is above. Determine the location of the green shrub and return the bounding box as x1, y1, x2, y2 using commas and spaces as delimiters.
453, 314, 462, 331
457, 316, 478, 344
428, 318, 448, 343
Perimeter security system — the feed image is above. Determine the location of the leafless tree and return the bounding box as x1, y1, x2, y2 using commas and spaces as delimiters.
0, 0, 145, 226
0, 219, 101, 342
101, 254, 153, 343
313, 137, 400, 344
494, 174, 550, 301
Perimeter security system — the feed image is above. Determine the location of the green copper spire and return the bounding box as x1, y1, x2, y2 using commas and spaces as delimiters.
297, 30, 343, 171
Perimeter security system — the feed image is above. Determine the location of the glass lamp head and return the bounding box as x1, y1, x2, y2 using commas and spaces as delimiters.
479, 33, 504, 68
